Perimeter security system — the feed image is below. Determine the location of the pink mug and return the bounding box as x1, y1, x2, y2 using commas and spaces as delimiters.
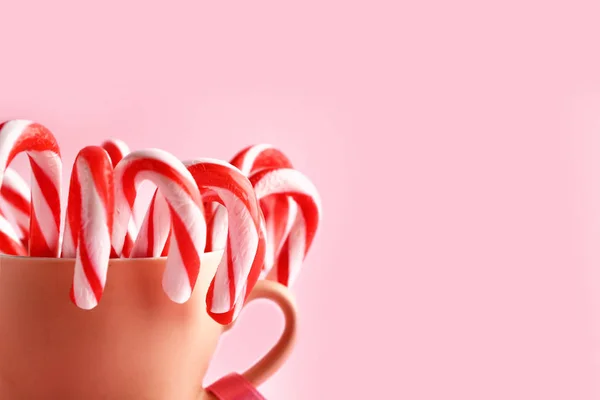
0, 252, 297, 399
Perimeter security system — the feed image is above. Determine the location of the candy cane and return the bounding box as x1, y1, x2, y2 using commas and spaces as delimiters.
250, 168, 321, 286
0, 120, 62, 257
211, 167, 319, 323
229, 144, 297, 275
131, 158, 265, 324
63, 147, 114, 309
184, 159, 265, 323
112, 149, 206, 303
0, 168, 31, 243
101, 139, 138, 257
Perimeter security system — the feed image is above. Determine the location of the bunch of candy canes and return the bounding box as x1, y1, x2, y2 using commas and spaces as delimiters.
0, 120, 321, 325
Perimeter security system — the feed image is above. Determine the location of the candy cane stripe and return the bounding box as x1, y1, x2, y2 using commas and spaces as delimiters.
185, 159, 265, 323
65, 147, 113, 309
229, 144, 296, 278
0, 120, 62, 257
250, 168, 321, 287
113, 149, 206, 304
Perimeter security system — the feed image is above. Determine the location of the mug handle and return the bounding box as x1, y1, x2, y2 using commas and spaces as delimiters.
221, 279, 298, 387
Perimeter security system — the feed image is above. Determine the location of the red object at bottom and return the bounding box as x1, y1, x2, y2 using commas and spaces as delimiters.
206, 373, 267, 400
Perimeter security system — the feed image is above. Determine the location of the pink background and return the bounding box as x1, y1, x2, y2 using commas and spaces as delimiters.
2, 0, 600, 398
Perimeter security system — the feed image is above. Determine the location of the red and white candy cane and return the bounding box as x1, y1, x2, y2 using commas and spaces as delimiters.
250, 168, 321, 287
132, 158, 265, 324
0, 168, 31, 243
101, 139, 138, 257
216, 167, 321, 322
0, 120, 62, 257
112, 149, 206, 303
229, 144, 297, 275
62, 147, 114, 309
185, 159, 265, 324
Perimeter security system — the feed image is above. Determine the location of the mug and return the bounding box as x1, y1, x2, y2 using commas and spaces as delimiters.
0, 252, 297, 399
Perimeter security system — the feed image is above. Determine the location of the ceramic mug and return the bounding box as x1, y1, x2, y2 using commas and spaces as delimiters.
0, 252, 297, 399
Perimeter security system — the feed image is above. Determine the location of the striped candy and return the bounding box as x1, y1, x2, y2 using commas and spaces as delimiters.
0, 168, 31, 244
210, 166, 321, 322
63, 147, 114, 309
112, 149, 206, 304
229, 144, 297, 276
0, 120, 62, 257
101, 139, 138, 257
185, 159, 265, 324
250, 168, 321, 286
132, 158, 265, 324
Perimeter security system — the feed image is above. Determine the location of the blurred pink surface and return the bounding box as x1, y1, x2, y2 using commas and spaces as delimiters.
2, 0, 600, 398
